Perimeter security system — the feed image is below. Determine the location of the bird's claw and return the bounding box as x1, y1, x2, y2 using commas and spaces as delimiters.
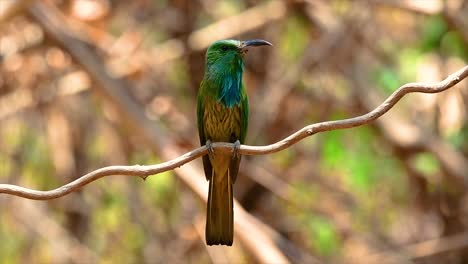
232, 140, 241, 159
206, 140, 214, 155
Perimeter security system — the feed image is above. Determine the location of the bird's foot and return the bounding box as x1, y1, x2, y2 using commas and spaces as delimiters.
232, 140, 241, 159
206, 140, 214, 155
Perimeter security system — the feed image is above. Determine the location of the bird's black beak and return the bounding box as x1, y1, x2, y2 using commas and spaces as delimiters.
239, 39, 272, 53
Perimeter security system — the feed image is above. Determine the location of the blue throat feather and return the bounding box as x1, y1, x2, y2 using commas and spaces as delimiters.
219, 66, 243, 108
205, 45, 245, 108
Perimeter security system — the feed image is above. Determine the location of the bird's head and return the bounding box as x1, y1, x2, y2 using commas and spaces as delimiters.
205, 39, 272, 71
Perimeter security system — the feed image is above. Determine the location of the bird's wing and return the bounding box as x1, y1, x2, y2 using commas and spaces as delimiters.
230, 85, 249, 183
240, 85, 249, 144
197, 92, 213, 181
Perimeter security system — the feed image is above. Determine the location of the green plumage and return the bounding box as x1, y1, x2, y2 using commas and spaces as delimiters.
197, 39, 271, 246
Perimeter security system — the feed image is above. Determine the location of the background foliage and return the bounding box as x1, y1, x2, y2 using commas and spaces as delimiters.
0, 0, 467, 263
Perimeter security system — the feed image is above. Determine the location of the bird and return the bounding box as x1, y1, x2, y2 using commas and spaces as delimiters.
197, 39, 272, 246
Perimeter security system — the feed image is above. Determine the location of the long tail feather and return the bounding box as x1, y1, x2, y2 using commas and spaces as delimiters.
206, 169, 233, 246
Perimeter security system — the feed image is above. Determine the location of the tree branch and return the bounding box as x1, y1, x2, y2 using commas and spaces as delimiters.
1, 65, 467, 199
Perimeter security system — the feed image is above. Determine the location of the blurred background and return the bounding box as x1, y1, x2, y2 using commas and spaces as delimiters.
0, 0, 467, 263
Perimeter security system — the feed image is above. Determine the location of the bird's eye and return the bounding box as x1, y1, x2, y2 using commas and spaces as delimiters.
221, 46, 228, 52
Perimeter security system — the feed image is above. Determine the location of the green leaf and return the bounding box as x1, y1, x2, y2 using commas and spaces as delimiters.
441, 31, 468, 59
279, 15, 309, 61
421, 16, 447, 52
374, 68, 401, 93
413, 152, 440, 175
307, 217, 340, 256
322, 131, 345, 167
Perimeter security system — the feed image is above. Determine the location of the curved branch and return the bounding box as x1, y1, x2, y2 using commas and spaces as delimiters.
1, 65, 467, 200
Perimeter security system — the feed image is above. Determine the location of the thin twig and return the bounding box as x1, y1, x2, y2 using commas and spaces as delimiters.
0, 0, 32, 24
368, 230, 468, 262
1, 65, 467, 199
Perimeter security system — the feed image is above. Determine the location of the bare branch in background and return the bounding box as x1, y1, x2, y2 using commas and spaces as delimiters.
11, 199, 97, 263
367, 0, 443, 15
0, 0, 32, 24
187, 0, 286, 51
369, 230, 468, 262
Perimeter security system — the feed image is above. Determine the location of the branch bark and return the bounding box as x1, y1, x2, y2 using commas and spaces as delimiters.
1, 64, 467, 198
